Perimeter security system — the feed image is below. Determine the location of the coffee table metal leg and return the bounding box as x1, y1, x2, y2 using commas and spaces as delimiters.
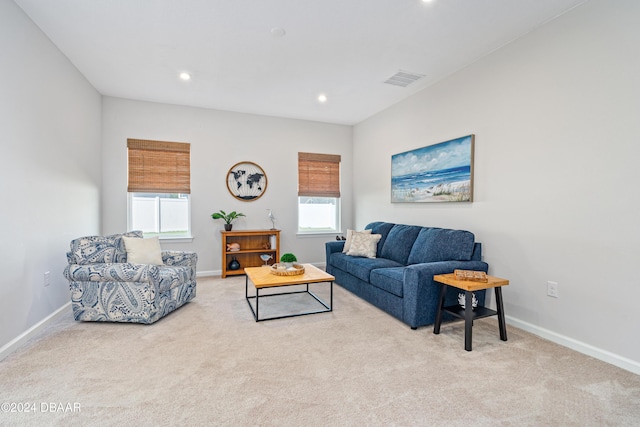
495, 287, 507, 341
255, 288, 260, 321
245, 276, 260, 322
330, 281, 333, 312
464, 291, 473, 351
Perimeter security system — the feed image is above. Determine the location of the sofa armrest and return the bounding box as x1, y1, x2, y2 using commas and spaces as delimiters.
162, 251, 197, 280
402, 260, 489, 328
325, 241, 345, 274
325, 241, 345, 255
162, 251, 198, 268
64, 263, 154, 283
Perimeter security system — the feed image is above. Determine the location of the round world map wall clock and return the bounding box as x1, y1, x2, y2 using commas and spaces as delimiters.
226, 161, 267, 201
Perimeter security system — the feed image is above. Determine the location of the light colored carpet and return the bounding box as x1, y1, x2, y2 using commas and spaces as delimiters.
1, 276, 639, 426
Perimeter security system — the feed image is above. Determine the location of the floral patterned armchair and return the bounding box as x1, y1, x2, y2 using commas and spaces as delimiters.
63, 231, 197, 324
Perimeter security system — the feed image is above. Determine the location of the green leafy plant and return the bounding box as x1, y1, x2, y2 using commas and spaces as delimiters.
280, 253, 297, 263
211, 210, 245, 224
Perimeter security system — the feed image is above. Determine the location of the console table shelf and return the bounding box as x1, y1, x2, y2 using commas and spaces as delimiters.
220, 229, 280, 278
441, 305, 498, 321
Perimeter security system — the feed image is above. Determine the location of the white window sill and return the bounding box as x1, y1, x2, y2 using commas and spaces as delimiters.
296, 231, 342, 238
159, 236, 194, 243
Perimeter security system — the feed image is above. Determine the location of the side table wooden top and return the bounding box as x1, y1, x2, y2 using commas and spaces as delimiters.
433, 273, 509, 291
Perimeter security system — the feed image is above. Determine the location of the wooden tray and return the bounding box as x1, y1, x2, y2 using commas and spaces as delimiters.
270, 263, 305, 276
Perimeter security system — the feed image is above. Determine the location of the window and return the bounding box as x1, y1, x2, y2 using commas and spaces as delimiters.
297, 152, 341, 234
127, 139, 191, 238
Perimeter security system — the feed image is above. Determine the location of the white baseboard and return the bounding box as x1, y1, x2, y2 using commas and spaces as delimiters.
196, 270, 220, 277
0, 302, 71, 362
506, 316, 640, 376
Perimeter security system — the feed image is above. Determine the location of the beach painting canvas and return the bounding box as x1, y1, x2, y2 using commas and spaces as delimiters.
391, 135, 474, 203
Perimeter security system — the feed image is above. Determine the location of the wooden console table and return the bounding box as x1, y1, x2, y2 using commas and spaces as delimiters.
433, 273, 509, 351
221, 229, 280, 278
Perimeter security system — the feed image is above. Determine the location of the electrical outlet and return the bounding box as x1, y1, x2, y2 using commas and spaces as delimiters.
44, 271, 50, 287
547, 281, 559, 298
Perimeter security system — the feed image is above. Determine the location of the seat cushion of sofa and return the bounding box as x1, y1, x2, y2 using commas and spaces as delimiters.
330, 253, 403, 282
370, 267, 405, 297
380, 224, 423, 265
407, 227, 475, 264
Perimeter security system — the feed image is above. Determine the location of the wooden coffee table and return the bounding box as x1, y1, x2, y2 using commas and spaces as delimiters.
244, 264, 335, 322
433, 273, 509, 351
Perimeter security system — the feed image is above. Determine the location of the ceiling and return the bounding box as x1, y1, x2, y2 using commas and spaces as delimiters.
15, 0, 587, 125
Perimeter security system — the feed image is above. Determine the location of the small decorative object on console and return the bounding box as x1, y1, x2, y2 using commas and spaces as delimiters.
226, 243, 240, 252
454, 269, 488, 282
259, 254, 273, 266
211, 210, 246, 231
228, 256, 241, 271
267, 209, 277, 229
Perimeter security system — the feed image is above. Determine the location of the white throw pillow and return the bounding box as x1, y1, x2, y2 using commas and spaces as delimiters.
122, 236, 163, 265
342, 229, 372, 253
346, 233, 382, 258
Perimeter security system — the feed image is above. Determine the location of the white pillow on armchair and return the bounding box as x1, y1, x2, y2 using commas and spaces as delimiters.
122, 236, 163, 265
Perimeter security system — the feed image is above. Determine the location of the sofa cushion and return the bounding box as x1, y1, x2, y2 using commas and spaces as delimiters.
330, 253, 403, 282
407, 228, 475, 264
69, 231, 143, 265
380, 224, 422, 265
342, 229, 372, 253
365, 222, 396, 257
346, 233, 381, 258
370, 267, 405, 297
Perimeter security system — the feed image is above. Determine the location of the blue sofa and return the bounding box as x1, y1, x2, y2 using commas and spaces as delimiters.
325, 222, 488, 329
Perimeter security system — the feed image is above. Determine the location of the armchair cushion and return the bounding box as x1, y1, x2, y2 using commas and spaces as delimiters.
122, 236, 163, 265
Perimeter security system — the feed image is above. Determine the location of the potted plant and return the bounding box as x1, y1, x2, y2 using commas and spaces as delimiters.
280, 252, 297, 268
211, 210, 245, 231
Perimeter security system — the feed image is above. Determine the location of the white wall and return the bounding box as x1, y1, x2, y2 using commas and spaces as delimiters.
353, 0, 640, 369
101, 97, 352, 274
0, 0, 102, 350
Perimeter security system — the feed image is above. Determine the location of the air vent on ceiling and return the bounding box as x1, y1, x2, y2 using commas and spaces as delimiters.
383, 70, 426, 87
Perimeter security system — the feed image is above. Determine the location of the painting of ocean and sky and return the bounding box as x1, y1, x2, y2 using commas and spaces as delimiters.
391, 135, 474, 203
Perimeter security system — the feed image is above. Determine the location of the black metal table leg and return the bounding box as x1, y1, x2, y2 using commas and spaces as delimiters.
330, 281, 333, 311
246, 278, 333, 322
495, 287, 507, 341
464, 291, 473, 351
433, 283, 447, 334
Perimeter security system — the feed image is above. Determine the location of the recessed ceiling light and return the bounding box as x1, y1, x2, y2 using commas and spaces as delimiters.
317, 94, 328, 103
270, 27, 286, 37
179, 72, 191, 81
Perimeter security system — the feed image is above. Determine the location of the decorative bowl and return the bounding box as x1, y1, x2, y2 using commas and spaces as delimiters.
270, 263, 305, 276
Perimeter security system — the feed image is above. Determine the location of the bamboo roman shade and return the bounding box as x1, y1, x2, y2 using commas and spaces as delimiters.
127, 139, 191, 194
298, 152, 341, 198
